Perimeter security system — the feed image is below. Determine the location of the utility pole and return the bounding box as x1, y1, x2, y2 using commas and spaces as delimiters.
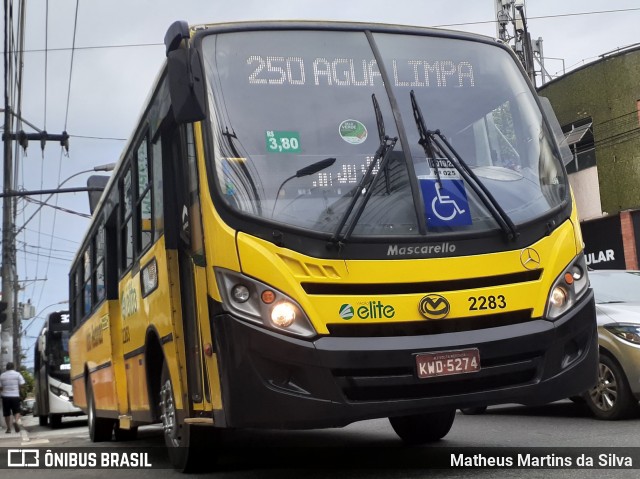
2, 0, 70, 369
494, 0, 540, 85
2, 0, 16, 371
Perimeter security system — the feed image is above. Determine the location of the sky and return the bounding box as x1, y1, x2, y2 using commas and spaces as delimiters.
3, 0, 640, 366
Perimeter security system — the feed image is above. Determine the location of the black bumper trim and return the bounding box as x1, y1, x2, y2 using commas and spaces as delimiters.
212, 290, 597, 429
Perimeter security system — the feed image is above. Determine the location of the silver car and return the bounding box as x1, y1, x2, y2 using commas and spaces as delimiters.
586, 270, 640, 419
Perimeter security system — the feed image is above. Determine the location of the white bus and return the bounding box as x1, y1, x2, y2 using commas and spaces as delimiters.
33, 311, 83, 427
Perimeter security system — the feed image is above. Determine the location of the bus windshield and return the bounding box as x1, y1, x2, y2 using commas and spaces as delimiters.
203, 28, 567, 238
46, 313, 72, 382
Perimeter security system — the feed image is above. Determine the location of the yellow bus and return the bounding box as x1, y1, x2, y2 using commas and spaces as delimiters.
69, 20, 598, 470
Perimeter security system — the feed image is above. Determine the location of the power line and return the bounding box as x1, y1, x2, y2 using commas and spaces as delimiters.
0, 7, 634, 56
20, 227, 80, 244
43, 0, 48, 130
432, 7, 640, 28
23, 196, 92, 218
70, 134, 126, 141
7, 41, 162, 54
32, 0, 81, 310
16, 247, 74, 263
17, 240, 77, 256
64, 0, 79, 130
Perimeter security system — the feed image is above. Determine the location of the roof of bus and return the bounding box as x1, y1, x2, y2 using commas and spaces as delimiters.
188, 19, 501, 45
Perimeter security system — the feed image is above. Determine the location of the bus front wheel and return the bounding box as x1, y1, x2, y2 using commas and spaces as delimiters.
87, 382, 114, 442
49, 414, 62, 428
389, 409, 456, 445
159, 361, 213, 472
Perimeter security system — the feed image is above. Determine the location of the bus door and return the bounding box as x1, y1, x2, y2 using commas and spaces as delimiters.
163, 121, 210, 412
104, 208, 130, 418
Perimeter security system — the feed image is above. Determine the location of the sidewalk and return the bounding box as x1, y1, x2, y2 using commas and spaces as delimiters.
0, 414, 88, 445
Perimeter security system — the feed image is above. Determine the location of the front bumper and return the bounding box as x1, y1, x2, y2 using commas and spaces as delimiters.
213, 290, 597, 429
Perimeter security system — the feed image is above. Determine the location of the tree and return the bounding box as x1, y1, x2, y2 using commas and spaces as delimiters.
19, 367, 34, 397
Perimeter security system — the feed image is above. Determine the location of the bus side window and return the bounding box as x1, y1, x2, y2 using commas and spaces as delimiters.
120, 164, 134, 272
136, 135, 153, 253
152, 138, 164, 240
95, 225, 106, 303
72, 266, 83, 325
83, 247, 93, 316
184, 124, 204, 260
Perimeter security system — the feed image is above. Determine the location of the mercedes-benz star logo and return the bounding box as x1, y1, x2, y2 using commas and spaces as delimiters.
419, 294, 450, 320
520, 248, 541, 270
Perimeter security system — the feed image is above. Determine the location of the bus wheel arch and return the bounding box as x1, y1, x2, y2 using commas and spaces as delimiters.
144, 330, 164, 422
158, 357, 212, 472
86, 366, 115, 441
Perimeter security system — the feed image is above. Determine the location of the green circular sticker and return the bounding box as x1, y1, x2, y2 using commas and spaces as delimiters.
339, 119, 367, 145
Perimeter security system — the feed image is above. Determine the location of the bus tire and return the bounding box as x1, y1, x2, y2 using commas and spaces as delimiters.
460, 406, 488, 415
49, 414, 62, 429
87, 382, 114, 442
38, 415, 48, 427
159, 361, 214, 472
389, 409, 456, 445
114, 426, 138, 441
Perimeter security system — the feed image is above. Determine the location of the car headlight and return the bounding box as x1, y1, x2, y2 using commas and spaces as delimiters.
546, 253, 589, 320
604, 324, 640, 345
215, 268, 316, 338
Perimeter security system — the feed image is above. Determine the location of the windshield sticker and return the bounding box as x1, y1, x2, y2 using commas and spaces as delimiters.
339, 119, 367, 145
266, 131, 301, 153
422, 158, 461, 180
420, 178, 472, 227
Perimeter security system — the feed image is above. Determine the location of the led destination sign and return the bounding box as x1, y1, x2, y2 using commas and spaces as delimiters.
247, 56, 475, 88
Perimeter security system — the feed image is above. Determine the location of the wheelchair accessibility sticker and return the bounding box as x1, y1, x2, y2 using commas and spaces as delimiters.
420, 178, 472, 227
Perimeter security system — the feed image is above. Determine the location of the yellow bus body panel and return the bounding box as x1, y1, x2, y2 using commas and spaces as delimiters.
120, 237, 188, 412
235, 219, 578, 333
69, 301, 119, 412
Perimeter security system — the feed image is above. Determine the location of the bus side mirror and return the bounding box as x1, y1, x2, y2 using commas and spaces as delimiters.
539, 96, 572, 166
164, 21, 206, 124
167, 48, 207, 124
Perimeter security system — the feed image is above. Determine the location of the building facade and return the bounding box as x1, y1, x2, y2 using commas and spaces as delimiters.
538, 46, 640, 269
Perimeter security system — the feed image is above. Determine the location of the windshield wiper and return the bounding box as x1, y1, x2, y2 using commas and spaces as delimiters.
410, 90, 518, 241
330, 93, 397, 243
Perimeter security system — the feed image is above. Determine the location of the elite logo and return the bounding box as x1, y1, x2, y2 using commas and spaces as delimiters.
419, 294, 450, 319
339, 301, 395, 320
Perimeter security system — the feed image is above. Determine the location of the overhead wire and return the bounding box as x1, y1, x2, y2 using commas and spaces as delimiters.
21, 226, 80, 245
34, 0, 80, 310
30, 0, 48, 308
431, 7, 640, 28
24, 196, 92, 218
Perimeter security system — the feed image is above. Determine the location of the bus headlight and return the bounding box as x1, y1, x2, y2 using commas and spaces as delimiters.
50, 385, 70, 401
215, 268, 316, 338
545, 253, 589, 320
271, 302, 296, 328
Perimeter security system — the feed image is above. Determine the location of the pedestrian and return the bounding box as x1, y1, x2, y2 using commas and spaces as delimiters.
0, 362, 25, 433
